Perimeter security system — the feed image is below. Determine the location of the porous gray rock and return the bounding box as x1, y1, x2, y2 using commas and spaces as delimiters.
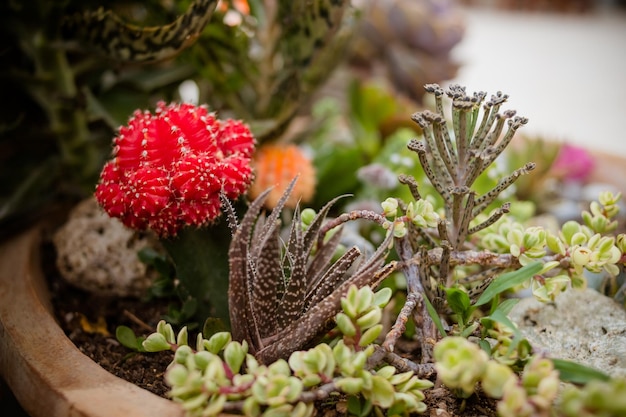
53, 198, 162, 297
509, 288, 626, 378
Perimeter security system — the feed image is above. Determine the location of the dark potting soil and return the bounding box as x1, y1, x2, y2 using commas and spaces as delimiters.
45, 239, 497, 416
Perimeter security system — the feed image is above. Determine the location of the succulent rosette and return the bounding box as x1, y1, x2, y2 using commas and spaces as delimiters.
95, 102, 255, 237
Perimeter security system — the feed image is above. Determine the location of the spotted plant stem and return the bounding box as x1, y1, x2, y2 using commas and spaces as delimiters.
463, 147, 493, 186
407, 139, 452, 207
398, 174, 421, 201
317, 209, 387, 248
455, 190, 476, 248
485, 115, 530, 166
474, 92, 509, 152
468, 202, 511, 235
425, 84, 458, 168
472, 162, 536, 216
458, 266, 505, 285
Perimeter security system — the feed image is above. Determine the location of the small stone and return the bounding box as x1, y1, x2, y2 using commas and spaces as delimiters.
509, 288, 626, 378
53, 197, 163, 297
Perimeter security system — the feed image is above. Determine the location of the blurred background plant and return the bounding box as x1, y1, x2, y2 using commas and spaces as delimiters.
0, 0, 471, 237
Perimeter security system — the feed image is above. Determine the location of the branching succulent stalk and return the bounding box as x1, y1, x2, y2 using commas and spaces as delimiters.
366, 84, 626, 365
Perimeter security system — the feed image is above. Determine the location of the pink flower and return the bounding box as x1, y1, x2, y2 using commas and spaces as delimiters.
550, 143, 595, 182
95, 102, 255, 237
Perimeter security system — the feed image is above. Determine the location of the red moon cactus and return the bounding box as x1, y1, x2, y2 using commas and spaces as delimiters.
95, 102, 255, 237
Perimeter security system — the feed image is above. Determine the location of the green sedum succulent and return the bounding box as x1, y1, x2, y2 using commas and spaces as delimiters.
143, 285, 432, 416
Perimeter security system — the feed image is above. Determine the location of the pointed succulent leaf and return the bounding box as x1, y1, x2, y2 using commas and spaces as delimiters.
224, 340, 248, 374
142, 332, 172, 352
203, 332, 232, 354
336, 312, 357, 336
356, 309, 382, 330
227, 188, 272, 349
373, 287, 393, 307
176, 326, 188, 347
251, 222, 282, 337
305, 245, 359, 309
359, 324, 383, 347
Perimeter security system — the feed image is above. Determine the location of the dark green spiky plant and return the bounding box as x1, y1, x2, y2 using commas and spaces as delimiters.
223, 181, 396, 364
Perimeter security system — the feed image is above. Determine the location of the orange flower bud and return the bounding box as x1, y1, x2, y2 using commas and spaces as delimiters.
249, 144, 316, 209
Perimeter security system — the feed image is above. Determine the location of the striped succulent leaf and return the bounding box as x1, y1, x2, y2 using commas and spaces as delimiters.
224, 179, 396, 363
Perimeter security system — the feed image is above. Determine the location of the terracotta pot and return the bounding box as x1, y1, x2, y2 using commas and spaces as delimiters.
0, 227, 185, 417
0, 150, 623, 417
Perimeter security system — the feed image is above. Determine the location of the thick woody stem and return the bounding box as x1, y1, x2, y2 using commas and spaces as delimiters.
458, 266, 505, 285
440, 240, 452, 287
407, 248, 519, 269
369, 345, 437, 379
455, 191, 476, 248
382, 292, 418, 352
383, 235, 438, 363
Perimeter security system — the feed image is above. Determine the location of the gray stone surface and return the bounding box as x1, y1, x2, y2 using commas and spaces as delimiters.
53, 198, 162, 297
509, 288, 626, 378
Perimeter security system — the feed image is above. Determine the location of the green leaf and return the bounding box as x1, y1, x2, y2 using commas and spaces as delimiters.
346, 396, 372, 417
493, 298, 521, 316
115, 326, 145, 352
475, 262, 543, 307
115, 326, 144, 351
423, 295, 447, 338
369, 375, 395, 408
445, 287, 473, 325
478, 339, 492, 355
551, 359, 610, 384
483, 310, 524, 357
484, 309, 521, 339
203, 317, 229, 339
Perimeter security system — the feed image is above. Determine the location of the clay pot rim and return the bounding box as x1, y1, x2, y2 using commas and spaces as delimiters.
0, 227, 187, 417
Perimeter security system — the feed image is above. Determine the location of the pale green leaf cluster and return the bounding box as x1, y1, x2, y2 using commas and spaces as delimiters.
434, 337, 560, 416
559, 377, 626, 417
434, 336, 626, 416
336, 285, 392, 347
381, 197, 439, 238
433, 336, 489, 397
477, 193, 626, 302
144, 285, 432, 416
582, 192, 621, 234
494, 356, 560, 417
480, 318, 532, 366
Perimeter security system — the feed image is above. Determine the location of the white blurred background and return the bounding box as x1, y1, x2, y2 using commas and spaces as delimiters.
450, 1, 626, 155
